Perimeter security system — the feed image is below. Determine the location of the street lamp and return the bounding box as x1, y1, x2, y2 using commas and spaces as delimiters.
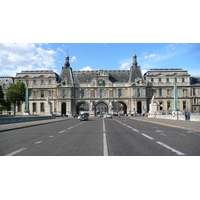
24, 82, 30, 115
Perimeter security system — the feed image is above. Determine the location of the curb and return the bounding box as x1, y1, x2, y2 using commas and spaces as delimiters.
130, 117, 200, 132
0, 118, 69, 132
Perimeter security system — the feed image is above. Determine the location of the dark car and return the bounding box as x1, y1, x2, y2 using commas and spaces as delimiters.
79, 114, 88, 121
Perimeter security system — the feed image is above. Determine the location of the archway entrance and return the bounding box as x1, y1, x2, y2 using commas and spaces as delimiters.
113, 102, 127, 114
76, 102, 89, 114
137, 101, 142, 114
95, 102, 108, 115
61, 102, 66, 115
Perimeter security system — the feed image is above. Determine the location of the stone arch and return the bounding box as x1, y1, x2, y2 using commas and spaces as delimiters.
76, 101, 90, 114
95, 101, 108, 115
61, 102, 66, 115
113, 101, 127, 114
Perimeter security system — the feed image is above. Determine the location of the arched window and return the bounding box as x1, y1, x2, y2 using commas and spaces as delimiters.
159, 101, 163, 111
40, 103, 45, 112
167, 101, 171, 110
33, 103, 37, 113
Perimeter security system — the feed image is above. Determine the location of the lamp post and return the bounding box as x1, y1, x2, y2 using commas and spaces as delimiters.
173, 82, 179, 120
24, 82, 30, 115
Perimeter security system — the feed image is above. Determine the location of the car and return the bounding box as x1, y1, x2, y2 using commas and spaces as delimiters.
78, 114, 88, 121
106, 114, 112, 118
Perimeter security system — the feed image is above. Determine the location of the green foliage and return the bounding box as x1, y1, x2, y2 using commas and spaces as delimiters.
6, 82, 26, 106
0, 86, 4, 104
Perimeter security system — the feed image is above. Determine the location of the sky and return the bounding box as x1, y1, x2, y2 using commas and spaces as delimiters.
0, 43, 200, 77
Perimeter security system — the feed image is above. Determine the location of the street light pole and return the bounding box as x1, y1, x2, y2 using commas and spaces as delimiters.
24, 83, 30, 115
174, 82, 179, 120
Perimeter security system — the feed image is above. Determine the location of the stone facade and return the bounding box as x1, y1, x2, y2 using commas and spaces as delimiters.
1, 54, 200, 116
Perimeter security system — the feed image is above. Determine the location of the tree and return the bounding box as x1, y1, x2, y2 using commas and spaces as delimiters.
6, 82, 26, 115
0, 85, 4, 103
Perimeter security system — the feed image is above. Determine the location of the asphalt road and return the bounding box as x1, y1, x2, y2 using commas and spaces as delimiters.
1, 117, 200, 156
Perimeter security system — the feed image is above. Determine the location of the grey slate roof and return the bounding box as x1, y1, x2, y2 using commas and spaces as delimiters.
0, 77, 14, 88
190, 76, 200, 85
73, 70, 130, 83
16, 70, 58, 78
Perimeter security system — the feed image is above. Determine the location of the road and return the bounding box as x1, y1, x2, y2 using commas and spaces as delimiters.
1, 116, 200, 156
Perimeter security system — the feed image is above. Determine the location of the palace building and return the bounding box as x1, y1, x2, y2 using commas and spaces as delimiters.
1, 54, 200, 115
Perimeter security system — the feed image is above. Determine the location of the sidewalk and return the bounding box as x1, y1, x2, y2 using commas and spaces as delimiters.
131, 117, 200, 132
0, 117, 69, 132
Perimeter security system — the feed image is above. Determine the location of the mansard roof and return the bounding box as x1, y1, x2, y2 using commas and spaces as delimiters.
146, 68, 189, 76
190, 76, 200, 85
15, 70, 58, 78
73, 70, 130, 83
0, 77, 14, 88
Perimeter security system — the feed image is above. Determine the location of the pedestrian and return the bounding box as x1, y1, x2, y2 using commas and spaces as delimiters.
187, 112, 190, 121
185, 112, 188, 121
145, 113, 148, 119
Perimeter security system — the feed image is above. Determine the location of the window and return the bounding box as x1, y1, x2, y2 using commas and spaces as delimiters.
40, 103, 45, 112
25, 80, 29, 85
193, 88, 196, 96
62, 89, 66, 98
118, 89, 122, 98
137, 88, 140, 97
49, 79, 52, 84
151, 78, 154, 82
41, 90, 44, 98
100, 89, 104, 98
33, 103, 37, 113
33, 80, 37, 84
159, 88, 162, 96
41, 80, 45, 84
159, 101, 163, 111
159, 78, 162, 82
183, 101, 186, 111
17, 104, 21, 112
167, 101, 171, 110
166, 78, 169, 82
182, 78, 185, 82
174, 78, 177, 83
81, 89, 85, 98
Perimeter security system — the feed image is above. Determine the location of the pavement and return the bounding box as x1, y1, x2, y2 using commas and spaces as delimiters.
131, 116, 200, 132
1, 116, 200, 133
0, 117, 69, 132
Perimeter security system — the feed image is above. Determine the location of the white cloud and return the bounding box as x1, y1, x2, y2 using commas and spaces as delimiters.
71, 56, 77, 63
144, 54, 157, 59
0, 43, 57, 76
120, 62, 130, 70
80, 66, 93, 71
142, 70, 147, 75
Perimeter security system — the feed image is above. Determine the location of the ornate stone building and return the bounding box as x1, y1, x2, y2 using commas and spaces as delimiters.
1, 54, 200, 115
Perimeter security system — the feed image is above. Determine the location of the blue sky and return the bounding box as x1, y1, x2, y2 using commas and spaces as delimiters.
0, 43, 200, 77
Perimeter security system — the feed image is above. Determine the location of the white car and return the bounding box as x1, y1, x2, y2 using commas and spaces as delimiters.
106, 114, 112, 118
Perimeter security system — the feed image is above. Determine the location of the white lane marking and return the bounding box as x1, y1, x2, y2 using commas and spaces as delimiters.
156, 130, 163, 133
59, 130, 66, 133
35, 141, 42, 144
179, 133, 186, 137
103, 118, 108, 156
68, 127, 73, 129
5, 148, 27, 156
103, 118, 105, 132
49, 136, 54, 138
103, 132, 108, 156
160, 133, 167, 136
141, 133, 154, 140
157, 141, 185, 156
127, 126, 132, 128
132, 128, 139, 132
